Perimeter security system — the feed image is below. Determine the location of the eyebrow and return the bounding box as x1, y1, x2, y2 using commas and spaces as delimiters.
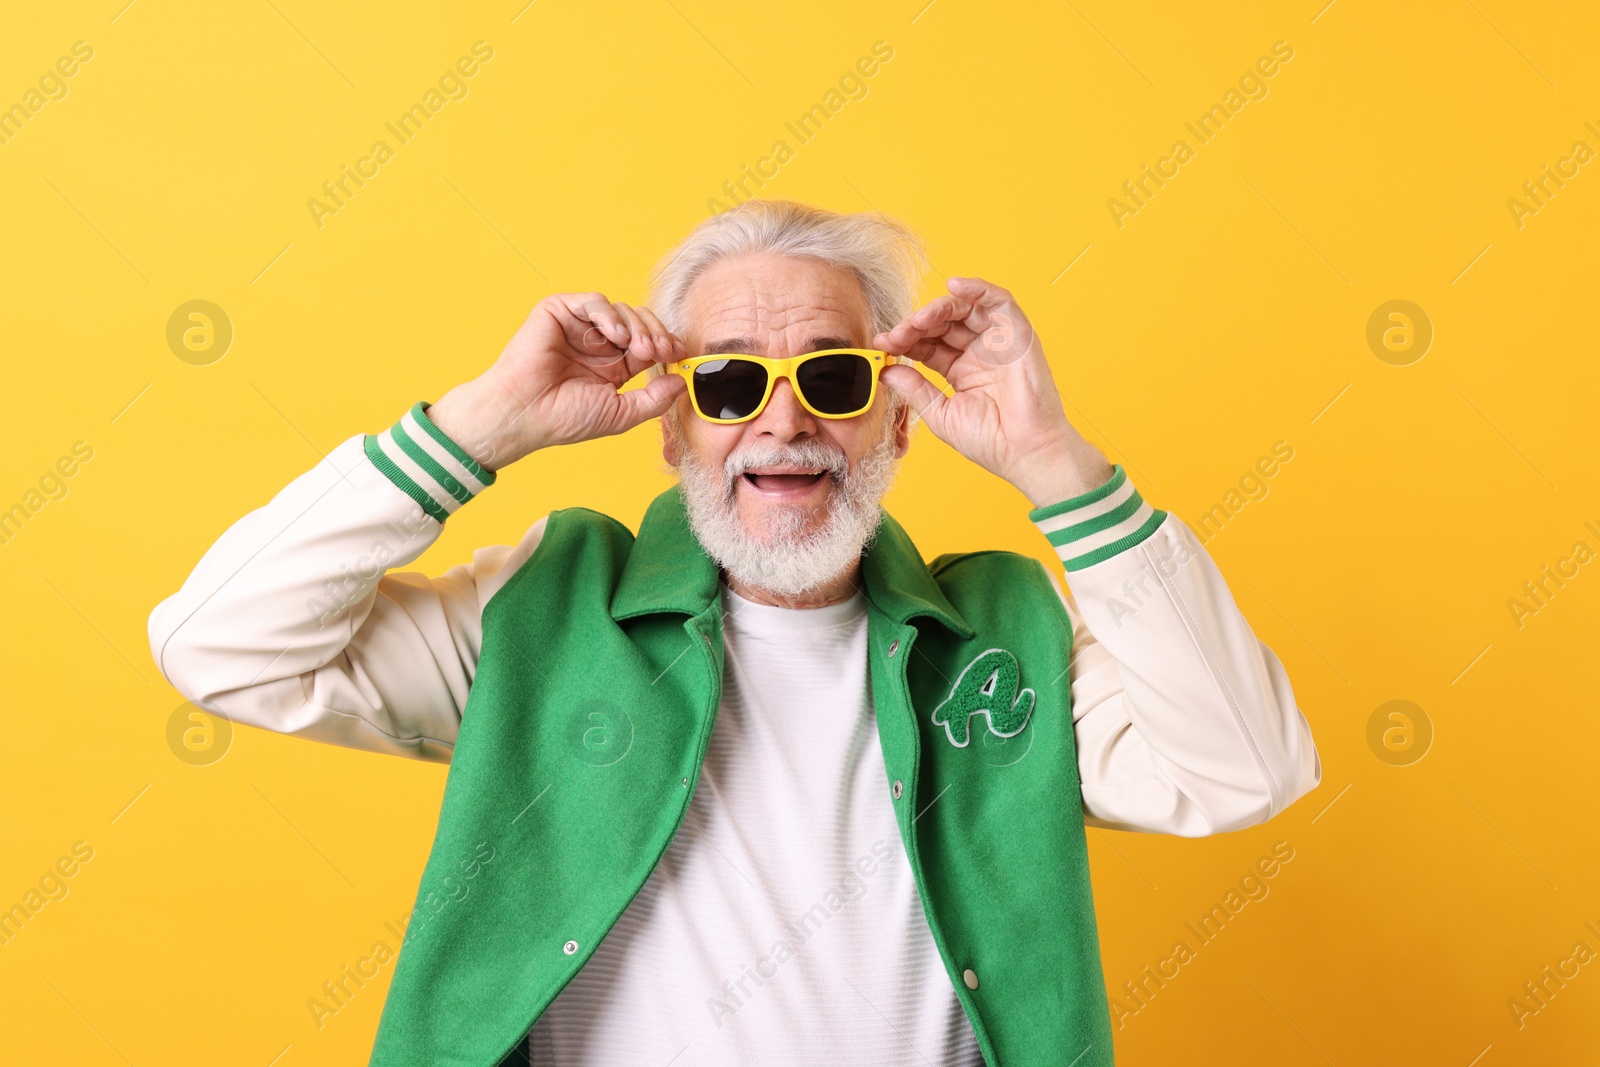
701, 335, 859, 356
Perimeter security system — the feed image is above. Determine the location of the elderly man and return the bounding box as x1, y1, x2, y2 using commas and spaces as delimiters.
149, 199, 1320, 1067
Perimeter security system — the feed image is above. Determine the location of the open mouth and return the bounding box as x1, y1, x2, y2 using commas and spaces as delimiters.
740, 469, 829, 496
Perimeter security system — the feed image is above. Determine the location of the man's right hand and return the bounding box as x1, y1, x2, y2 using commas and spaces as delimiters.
425, 293, 689, 472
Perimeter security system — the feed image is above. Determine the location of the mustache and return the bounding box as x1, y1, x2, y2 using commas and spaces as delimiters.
722, 441, 850, 483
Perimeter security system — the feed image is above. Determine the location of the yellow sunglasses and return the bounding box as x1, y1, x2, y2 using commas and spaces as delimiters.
666, 349, 898, 424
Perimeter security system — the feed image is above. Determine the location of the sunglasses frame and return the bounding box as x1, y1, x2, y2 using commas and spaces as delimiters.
666, 348, 899, 425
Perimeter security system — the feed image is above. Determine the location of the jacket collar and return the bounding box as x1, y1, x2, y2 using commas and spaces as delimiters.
610, 485, 975, 639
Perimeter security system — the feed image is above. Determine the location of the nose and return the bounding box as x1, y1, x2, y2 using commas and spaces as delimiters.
749, 376, 815, 441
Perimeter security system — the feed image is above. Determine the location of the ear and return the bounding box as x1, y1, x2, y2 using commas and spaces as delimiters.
891, 398, 912, 460
661, 400, 682, 467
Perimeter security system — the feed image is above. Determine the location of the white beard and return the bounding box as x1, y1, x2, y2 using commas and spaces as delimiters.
671, 413, 903, 600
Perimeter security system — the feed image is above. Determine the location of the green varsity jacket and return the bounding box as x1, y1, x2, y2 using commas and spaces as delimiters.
368, 485, 1115, 1067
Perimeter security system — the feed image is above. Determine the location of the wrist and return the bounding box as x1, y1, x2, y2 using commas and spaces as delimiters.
1011, 442, 1115, 509
427, 376, 527, 473
1029, 464, 1165, 571
364, 400, 498, 524
1030, 463, 1171, 572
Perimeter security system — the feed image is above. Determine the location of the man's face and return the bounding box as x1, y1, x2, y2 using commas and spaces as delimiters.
663, 251, 910, 542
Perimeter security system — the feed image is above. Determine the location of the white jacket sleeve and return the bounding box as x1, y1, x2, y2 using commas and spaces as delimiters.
147, 402, 546, 763
1029, 466, 1322, 836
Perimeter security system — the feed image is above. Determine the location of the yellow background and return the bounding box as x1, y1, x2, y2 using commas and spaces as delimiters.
2, 0, 1597, 1063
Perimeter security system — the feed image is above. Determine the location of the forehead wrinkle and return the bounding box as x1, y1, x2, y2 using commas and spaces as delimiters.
685, 257, 872, 353
693, 296, 866, 350
698, 286, 856, 321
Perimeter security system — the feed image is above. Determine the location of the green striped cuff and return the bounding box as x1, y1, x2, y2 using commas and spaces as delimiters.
1029, 465, 1165, 571
363, 402, 496, 523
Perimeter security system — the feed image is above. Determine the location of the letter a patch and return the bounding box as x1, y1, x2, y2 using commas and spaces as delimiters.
930, 647, 1036, 748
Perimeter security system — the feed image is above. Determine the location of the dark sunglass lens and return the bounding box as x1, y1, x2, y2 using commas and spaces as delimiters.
796, 354, 873, 415
693, 359, 769, 420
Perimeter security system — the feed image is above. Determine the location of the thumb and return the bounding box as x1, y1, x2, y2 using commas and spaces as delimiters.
881, 364, 946, 425
614, 372, 686, 433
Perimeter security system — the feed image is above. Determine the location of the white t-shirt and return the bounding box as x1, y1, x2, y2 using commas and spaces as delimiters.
528, 580, 984, 1065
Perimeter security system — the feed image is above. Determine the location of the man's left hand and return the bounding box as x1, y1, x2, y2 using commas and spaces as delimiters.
875, 276, 1114, 507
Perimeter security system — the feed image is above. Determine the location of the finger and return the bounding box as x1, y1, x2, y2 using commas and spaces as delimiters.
612, 302, 659, 364
879, 364, 947, 425
932, 280, 1009, 341
874, 317, 981, 357
875, 294, 979, 353
947, 276, 1014, 311
568, 293, 631, 354
892, 339, 964, 380
942, 320, 983, 348
876, 295, 947, 350
947, 277, 1037, 366
633, 304, 684, 363
612, 370, 687, 434
607, 302, 661, 380
891, 321, 982, 356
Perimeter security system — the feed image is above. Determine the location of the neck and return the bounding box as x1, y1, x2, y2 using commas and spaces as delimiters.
724, 560, 864, 609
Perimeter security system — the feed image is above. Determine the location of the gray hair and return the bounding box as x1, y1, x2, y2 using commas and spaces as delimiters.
643, 199, 930, 377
